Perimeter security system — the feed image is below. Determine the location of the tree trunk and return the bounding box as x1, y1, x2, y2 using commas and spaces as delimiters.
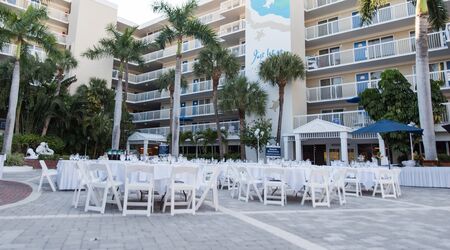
124, 62, 129, 101
42, 73, 63, 137
112, 65, 124, 150
14, 96, 22, 134
276, 84, 285, 144
169, 89, 174, 154
171, 46, 182, 159
2, 60, 21, 155
212, 77, 223, 160
41, 116, 51, 136
415, 2, 437, 160
239, 109, 246, 160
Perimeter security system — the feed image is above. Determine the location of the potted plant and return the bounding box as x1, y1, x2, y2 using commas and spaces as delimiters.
438, 154, 450, 167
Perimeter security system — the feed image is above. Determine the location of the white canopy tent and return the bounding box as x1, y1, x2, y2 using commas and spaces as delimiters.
127, 132, 167, 156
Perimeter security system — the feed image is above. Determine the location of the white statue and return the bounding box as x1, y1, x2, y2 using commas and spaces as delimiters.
25, 148, 38, 159
35, 142, 54, 156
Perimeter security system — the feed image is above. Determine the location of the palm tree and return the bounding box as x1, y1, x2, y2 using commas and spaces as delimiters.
155, 69, 187, 145
83, 24, 148, 150
41, 49, 78, 136
259, 51, 305, 144
193, 44, 240, 160
180, 130, 193, 155
153, 0, 218, 159
359, 1, 447, 161
0, 6, 57, 154
220, 76, 267, 160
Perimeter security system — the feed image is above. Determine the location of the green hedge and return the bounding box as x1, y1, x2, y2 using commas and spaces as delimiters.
5, 153, 25, 166
0, 134, 65, 154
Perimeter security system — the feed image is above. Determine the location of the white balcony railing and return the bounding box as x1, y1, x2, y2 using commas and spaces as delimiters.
132, 103, 215, 123
0, 42, 46, 59
294, 110, 373, 129
0, 0, 70, 23
139, 121, 241, 137
307, 31, 447, 70
305, 2, 415, 40
304, 0, 344, 11
442, 103, 450, 124
219, 19, 246, 37
127, 89, 170, 103
52, 31, 67, 45
141, 31, 161, 44
229, 43, 246, 57
220, 0, 245, 12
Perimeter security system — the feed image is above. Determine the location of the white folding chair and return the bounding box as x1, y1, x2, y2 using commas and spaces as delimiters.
372, 168, 397, 199
123, 164, 155, 216
72, 161, 89, 208
329, 168, 346, 206
237, 166, 263, 203
220, 164, 236, 191
196, 166, 221, 211
163, 166, 199, 215
391, 168, 402, 196
263, 168, 286, 206
84, 163, 123, 214
38, 160, 57, 192
301, 168, 331, 208
344, 168, 362, 197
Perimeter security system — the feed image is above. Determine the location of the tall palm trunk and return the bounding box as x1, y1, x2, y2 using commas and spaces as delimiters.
124, 62, 129, 101
112, 64, 124, 150
415, 1, 437, 160
169, 88, 174, 154
171, 41, 182, 159
212, 77, 223, 160
238, 109, 246, 160
14, 96, 22, 134
41, 72, 64, 136
2, 59, 21, 155
276, 83, 286, 144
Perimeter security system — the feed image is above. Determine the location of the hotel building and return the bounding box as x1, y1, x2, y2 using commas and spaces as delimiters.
2, 0, 450, 164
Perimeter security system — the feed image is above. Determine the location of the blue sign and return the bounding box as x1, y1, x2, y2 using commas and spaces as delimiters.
266, 146, 281, 158
158, 144, 169, 156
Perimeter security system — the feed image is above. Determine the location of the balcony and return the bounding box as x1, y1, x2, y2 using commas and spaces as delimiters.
139, 121, 241, 137
220, 0, 245, 13
52, 31, 67, 45
294, 110, 373, 129
132, 103, 215, 123
0, 42, 46, 59
0, 0, 70, 23
307, 31, 447, 72
305, 2, 414, 41
219, 19, 246, 37
304, 0, 344, 11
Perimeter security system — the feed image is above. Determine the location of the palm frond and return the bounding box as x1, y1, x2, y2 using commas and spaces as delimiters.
428, 0, 448, 29
185, 19, 218, 47
155, 26, 176, 49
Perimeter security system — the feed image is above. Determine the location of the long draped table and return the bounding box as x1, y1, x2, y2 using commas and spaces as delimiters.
399, 167, 450, 188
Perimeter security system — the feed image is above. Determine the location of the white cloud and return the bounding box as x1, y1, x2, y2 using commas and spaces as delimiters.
109, 0, 188, 25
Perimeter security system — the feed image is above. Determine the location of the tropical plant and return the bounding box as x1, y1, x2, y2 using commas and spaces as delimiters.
196, 128, 227, 157
0, 5, 57, 154
359, 0, 448, 160
220, 76, 267, 160
194, 44, 240, 160
82, 24, 147, 150
153, 0, 218, 158
258, 51, 305, 144
180, 130, 193, 155
241, 119, 273, 152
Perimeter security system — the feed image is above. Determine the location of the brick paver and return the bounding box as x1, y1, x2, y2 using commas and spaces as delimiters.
0, 180, 32, 206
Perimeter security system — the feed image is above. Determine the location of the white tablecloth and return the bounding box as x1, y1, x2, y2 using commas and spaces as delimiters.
400, 167, 450, 188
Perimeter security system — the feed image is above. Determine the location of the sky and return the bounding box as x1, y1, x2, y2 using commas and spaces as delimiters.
110, 0, 188, 25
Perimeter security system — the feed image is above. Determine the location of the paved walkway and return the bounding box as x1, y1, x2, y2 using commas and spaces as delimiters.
1, 170, 450, 249
0, 180, 32, 206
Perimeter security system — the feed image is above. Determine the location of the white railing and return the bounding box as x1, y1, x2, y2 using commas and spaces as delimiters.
0, 42, 46, 60
219, 19, 246, 37
132, 103, 215, 122
220, 0, 245, 12
127, 89, 170, 103
304, 0, 344, 11
139, 121, 241, 137
0, 43, 16, 56
229, 43, 246, 57
52, 31, 67, 45
294, 110, 373, 129
141, 31, 161, 44
0, 0, 69, 23
307, 31, 446, 70
442, 103, 450, 124
305, 2, 415, 40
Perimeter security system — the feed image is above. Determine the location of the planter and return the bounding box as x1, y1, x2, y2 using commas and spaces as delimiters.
439, 161, 450, 167
422, 160, 439, 167
24, 159, 58, 169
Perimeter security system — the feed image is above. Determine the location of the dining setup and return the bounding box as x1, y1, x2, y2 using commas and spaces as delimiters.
32, 156, 404, 216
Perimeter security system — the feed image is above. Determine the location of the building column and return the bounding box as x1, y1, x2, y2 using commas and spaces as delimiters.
340, 132, 349, 163
283, 136, 289, 160
377, 133, 389, 165
295, 134, 302, 161
126, 141, 130, 153
143, 140, 149, 156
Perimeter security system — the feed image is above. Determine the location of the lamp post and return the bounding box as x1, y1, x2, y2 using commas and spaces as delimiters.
408, 122, 416, 160
254, 129, 264, 163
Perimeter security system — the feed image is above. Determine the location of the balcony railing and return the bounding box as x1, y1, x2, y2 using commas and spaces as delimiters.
442, 103, 450, 124
305, 2, 414, 40
229, 43, 246, 57
132, 103, 215, 123
0, 42, 46, 59
219, 19, 246, 37
304, 0, 344, 11
127, 89, 170, 103
52, 31, 67, 45
141, 31, 161, 44
139, 121, 241, 137
0, 0, 70, 23
307, 31, 446, 70
294, 110, 373, 129
220, 0, 245, 12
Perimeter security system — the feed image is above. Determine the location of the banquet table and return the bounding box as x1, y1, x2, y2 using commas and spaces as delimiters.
399, 167, 450, 188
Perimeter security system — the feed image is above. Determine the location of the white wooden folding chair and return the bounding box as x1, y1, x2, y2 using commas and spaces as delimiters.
391, 168, 402, 196
329, 168, 346, 205
263, 168, 286, 206
38, 160, 57, 192
236, 166, 263, 203
344, 168, 362, 197
123, 164, 155, 216
372, 168, 397, 199
84, 163, 123, 214
72, 161, 90, 208
301, 168, 331, 208
163, 166, 199, 216
196, 166, 221, 211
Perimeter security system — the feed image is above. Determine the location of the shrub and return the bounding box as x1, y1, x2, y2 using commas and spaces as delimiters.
10, 134, 65, 154
438, 154, 450, 162
5, 153, 25, 166
38, 154, 62, 161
